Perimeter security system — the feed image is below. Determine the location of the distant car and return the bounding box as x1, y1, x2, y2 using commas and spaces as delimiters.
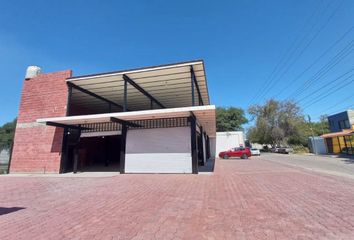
219, 147, 251, 159
278, 147, 293, 154
270, 147, 281, 153
250, 148, 260, 156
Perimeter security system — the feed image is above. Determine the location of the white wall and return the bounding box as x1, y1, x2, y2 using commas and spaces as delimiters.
125, 127, 192, 173
209, 137, 216, 159
308, 137, 327, 155
202, 133, 206, 164
215, 131, 244, 156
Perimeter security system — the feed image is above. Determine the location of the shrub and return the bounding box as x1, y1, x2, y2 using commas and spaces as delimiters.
290, 145, 309, 154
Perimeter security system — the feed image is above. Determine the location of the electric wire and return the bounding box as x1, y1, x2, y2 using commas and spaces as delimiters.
273, 26, 354, 98
302, 75, 354, 110
247, 0, 326, 106
286, 39, 354, 100
254, 0, 343, 104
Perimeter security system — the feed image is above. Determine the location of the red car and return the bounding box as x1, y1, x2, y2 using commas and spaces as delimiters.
219, 147, 251, 159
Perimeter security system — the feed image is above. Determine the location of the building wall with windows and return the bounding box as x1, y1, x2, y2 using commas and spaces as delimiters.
323, 110, 354, 155
327, 110, 354, 132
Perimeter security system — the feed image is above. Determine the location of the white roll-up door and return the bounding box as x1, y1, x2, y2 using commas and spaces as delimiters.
125, 127, 192, 173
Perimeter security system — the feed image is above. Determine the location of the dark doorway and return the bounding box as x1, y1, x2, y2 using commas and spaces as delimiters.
326, 138, 333, 154
61, 134, 121, 173
79, 135, 121, 172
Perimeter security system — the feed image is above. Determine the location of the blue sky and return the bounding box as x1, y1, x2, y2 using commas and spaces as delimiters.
1, 0, 353, 125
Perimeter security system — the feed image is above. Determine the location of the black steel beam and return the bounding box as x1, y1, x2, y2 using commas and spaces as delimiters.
67, 82, 124, 110
123, 74, 165, 108
46, 121, 91, 130
110, 117, 141, 128
191, 66, 204, 106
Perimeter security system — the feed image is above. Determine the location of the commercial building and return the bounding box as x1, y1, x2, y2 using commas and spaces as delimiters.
321, 110, 354, 155
10, 60, 216, 174
327, 110, 354, 132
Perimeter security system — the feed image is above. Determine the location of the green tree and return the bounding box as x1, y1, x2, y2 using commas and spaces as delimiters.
293, 115, 330, 145
216, 107, 248, 131
248, 99, 305, 146
0, 119, 17, 151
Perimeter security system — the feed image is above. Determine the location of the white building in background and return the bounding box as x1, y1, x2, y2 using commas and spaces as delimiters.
308, 137, 327, 155
215, 131, 245, 156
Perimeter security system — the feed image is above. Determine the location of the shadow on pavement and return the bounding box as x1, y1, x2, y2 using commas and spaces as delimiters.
0, 207, 25, 216
199, 158, 215, 173
342, 157, 354, 164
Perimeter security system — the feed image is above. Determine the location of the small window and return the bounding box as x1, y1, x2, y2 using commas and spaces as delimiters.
345, 120, 350, 128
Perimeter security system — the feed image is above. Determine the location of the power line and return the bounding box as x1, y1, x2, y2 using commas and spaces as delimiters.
312, 102, 354, 120
297, 68, 354, 104
286, 39, 354, 100
254, 0, 344, 104
302, 75, 354, 110
274, 26, 354, 98
312, 93, 354, 116
247, 0, 325, 106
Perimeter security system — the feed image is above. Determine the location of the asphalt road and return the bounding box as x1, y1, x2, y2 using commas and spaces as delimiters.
259, 152, 354, 180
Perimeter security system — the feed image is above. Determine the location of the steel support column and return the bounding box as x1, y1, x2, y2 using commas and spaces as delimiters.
189, 115, 198, 174
59, 128, 69, 174
206, 135, 210, 159
73, 126, 81, 174
123, 77, 128, 112
61, 84, 72, 173
191, 69, 195, 106
66, 84, 72, 116
199, 126, 205, 166
119, 123, 127, 174
190, 66, 203, 106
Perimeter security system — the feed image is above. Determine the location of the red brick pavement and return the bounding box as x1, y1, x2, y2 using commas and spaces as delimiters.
1, 158, 354, 239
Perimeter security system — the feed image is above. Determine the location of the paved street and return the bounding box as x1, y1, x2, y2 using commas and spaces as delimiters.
1, 157, 354, 240
260, 153, 354, 180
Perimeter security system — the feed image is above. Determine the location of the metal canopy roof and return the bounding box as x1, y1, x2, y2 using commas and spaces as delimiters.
37, 105, 216, 137
321, 129, 354, 138
67, 60, 210, 112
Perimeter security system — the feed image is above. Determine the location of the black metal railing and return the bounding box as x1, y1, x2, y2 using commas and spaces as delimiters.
79, 117, 190, 133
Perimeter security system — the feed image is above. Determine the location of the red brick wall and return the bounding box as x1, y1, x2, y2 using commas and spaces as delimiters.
10, 70, 72, 173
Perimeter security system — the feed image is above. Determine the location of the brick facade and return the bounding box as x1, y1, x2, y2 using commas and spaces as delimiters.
10, 70, 72, 173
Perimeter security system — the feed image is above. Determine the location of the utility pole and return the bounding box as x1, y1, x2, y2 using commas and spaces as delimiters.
308, 115, 317, 155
